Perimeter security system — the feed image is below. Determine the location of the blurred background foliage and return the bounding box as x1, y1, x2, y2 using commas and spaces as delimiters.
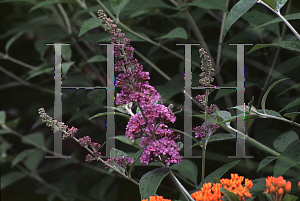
0, 0, 300, 200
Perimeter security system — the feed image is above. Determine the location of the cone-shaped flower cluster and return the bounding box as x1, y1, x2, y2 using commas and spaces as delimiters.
98, 10, 182, 165
265, 176, 292, 201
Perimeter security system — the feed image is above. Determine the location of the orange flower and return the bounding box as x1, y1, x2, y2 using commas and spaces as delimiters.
191, 183, 223, 201
220, 173, 252, 201
265, 176, 292, 201
141, 196, 171, 201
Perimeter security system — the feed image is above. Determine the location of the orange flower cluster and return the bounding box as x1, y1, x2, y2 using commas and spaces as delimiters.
220, 173, 253, 201
191, 183, 223, 201
191, 174, 253, 201
141, 196, 171, 201
265, 176, 291, 201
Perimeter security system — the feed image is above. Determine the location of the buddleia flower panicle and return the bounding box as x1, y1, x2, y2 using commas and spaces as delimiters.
38, 108, 102, 162
38, 108, 78, 139
198, 48, 215, 87
98, 10, 182, 166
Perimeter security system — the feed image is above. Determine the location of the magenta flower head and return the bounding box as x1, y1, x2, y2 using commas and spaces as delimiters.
193, 121, 220, 139
98, 10, 182, 165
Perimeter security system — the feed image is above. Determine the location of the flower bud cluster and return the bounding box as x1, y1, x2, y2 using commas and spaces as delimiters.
98, 10, 182, 165
38, 108, 78, 139
265, 176, 292, 201
199, 48, 215, 87
193, 121, 220, 139
105, 154, 133, 169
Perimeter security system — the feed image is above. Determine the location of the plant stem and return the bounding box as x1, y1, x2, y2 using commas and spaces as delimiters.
0, 52, 38, 70
256, 0, 293, 109
258, 0, 300, 40
215, 0, 229, 75
168, 169, 195, 201
95, 0, 201, 69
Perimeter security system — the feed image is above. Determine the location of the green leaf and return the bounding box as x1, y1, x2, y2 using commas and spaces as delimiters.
248, 41, 300, 54
156, 74, 184, 102
5, 31, 24, 54
89, 112, 130, 120
62, 62, 75, 76
0, 0, 34, 3
242, 10, 280, 36
24, 149, 45, 171
272, 57, 300, 83
273, 131, 299, 152
284, 112, 300, 122
110, 135, 138, 148
111, 0, 130, 17
171, 159, 198, 184
248, 96, 254, 113
277, 82, 300, 97
29, 0, 75, 12
11, 149, 36, 168
208, 133, 236, 142
178, 0, 228, 13
87, 55, 107, 63
176, 142, 183, 151
257, 156, 277, 172
170, 128, 202, 149
22, 132, 46, 148
78, 18, 103, 37
222, 0, 257, 41
282, 194, 298, 201
128, 148, 144, 177
156, 27, 187, 40
274, 140, 300, 177
61, 45, 72, 61
110, 147, 128, 158
261, 0, 288, 11
199, 160, 240, 187
261, 78, 289, 114
250, 178, 268, 194
139, 167, 170, 200
256, 109, 283, 118
218, 110, 232, 127
0, 129, 10, 135
1, 171, 27, 190
279, 97, 300, 113
26, 67, 53, 80
191, 133, 236, 148
256, 13, 300, 29
109, 148, 128, 174
220, 187, 240, 201
0, 110, 6, 126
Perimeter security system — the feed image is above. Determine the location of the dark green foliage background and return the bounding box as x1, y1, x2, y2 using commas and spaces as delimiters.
1, 0, 300, 200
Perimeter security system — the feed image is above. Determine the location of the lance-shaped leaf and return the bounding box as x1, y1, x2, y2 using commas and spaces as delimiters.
248, 41, 300, 54
261, 0, 288, 12
139, 167, 170, 200
222, 0, 257, 41
261, 78, 289, 114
